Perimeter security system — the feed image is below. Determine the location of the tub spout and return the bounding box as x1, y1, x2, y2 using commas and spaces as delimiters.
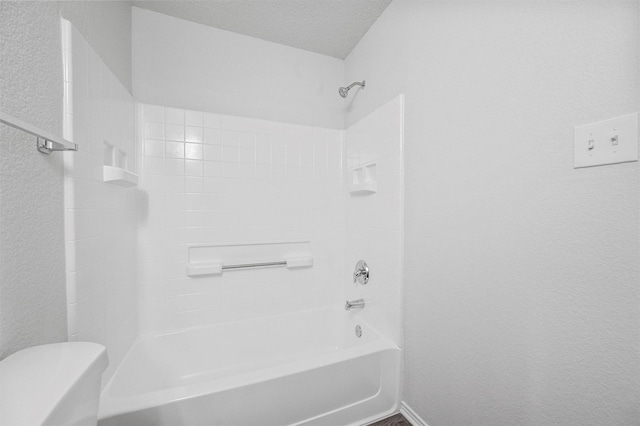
345, 299, 365, 310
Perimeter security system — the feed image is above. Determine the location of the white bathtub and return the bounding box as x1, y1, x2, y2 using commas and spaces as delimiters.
98, 308, 400, 426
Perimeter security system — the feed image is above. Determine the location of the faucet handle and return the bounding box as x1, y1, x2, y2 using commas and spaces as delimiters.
353, 260, 369, 285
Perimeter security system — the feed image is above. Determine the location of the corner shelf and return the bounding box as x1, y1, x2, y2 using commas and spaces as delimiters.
348, 182, 377, 194
103, 166, 138, 187
349, 162, 377, 195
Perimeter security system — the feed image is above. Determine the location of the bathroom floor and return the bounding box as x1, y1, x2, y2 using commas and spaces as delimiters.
370, 413, 411, 426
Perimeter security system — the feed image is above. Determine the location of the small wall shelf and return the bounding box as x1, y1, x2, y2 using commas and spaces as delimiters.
102, 140, 137, 187
103, 166, 138, 187
348, 163, 377, 194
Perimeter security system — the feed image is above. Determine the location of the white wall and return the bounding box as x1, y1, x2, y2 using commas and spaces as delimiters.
344, 95, 404, 346
132, 7, 345, 130
62, 22, 138, 384
0, 1, 132, 360
137, 103, 344, 333
346, 1, 639, 424
59, 1, 133, 92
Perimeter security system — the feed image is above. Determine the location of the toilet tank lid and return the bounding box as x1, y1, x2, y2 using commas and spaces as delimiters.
0, 342, 108, 426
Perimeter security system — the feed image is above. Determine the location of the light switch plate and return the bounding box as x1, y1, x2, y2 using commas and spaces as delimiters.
574, 112, 638, 168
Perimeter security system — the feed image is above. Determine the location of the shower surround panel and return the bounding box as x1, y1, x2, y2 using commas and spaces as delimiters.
345, 95, 404, 346
62, 21, 138, 384
137, 104, 345, 334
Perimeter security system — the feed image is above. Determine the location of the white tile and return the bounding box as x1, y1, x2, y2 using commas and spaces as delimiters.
163, 176, 185, 193
185, 143, 203, 160
185, 110, 203, 126
204, 128, 221, 145
68, 209, 102, 241
272, 164, 286, 179
255, 138, 271, 164
164, 158, 185, 176
185, 176, 203, 193
237, 116, 256, 133
166, 141, 185, 159
165, 107, 184, 124
253, 119, 271, 135
204, 161, 222, 178
185, 126, 203, 143
238, 147, 255, 164
166, 124, 185, 141
221, 162, 239, 178
164, 211, 185, 227
185, 160, 203, 177
146, 192, 166, 211
271, 150, 286, 166
271, 122, 286, 140
204, 112, 222, 129
313, 138, 328, 168
63, 113, 74, 142
221, 130, 238, 147
238, 132, 255, 149
68, 303, 78, 335
222, 146, 239, 162
255, 164, 271, 179
324, 128, 340, 150
204, 145, 223, 161
139, 175, 165, 192
220, 115, 238, 130
327, 154, 341, 170
238, 163, 255, 178
300, 142, 314, 167
144, 122, 164, 140
144, 157, 164, 174
202, 177, 223, 193
160, 192, 185, 213
271, 137, 286, 152
144, 139, 164, 157
143, 105, 164, 122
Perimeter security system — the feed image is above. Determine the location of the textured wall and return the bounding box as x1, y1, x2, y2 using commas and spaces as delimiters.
132, 7, 345, 129
346, 1, 639, 424
0, 1, 132, 360
0, 1, 67, 359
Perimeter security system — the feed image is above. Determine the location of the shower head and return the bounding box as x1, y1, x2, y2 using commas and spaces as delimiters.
338, 80, 366, 98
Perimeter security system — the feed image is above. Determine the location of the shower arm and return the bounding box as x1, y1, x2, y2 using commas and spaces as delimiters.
345, 81, 365, 91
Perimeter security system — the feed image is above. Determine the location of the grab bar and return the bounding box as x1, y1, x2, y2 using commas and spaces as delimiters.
186, 256, 313, 277
222, 261, 287, 270
0, 111, 78, 154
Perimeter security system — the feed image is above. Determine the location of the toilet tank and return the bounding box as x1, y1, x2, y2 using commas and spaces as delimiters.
0, 342, 108, 426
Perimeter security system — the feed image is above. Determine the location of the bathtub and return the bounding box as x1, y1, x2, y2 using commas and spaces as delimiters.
98, 308, 400, 426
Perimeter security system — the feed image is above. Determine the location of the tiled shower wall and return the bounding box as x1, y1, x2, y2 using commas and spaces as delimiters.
344, 95, 404, 346
62, 21, 138, 383
137, 104, 345, 334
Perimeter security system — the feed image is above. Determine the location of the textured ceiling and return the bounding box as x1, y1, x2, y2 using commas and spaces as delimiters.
132, 0, 392, 59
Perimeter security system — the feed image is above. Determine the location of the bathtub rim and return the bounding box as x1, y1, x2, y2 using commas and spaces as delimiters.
98, 309, 399, 421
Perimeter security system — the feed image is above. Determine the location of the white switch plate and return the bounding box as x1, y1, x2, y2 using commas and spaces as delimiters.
574, 113, 638, 168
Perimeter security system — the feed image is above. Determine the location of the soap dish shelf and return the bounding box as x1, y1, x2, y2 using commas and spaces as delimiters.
349, 162, 377, 195
348, 182, 377, 194
103, 166, 138, 187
